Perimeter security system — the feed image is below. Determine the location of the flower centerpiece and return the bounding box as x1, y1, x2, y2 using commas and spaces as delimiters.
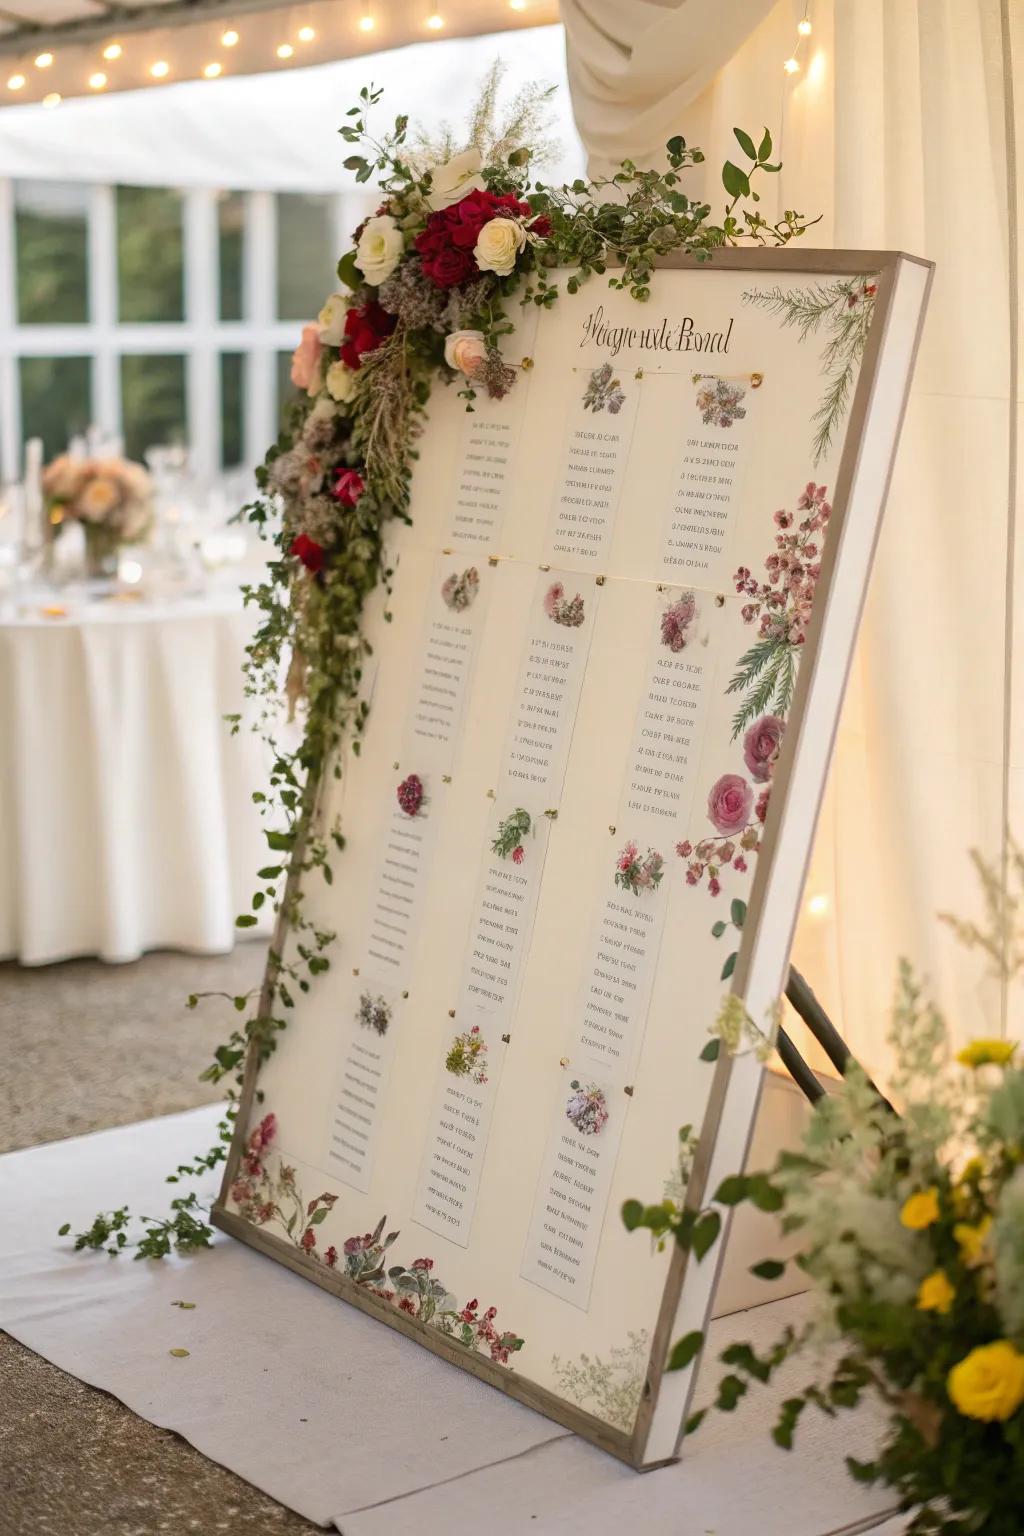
627, 965, 1024, 1535
41, 454, 154, 578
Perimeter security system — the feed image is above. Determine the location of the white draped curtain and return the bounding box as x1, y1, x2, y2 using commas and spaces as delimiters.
563, 0, 1023, 1075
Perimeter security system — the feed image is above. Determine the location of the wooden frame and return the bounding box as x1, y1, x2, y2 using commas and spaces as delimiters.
213, 246, 933, 1468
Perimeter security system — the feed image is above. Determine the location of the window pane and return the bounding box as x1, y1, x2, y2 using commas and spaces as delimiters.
277, 349, 301, 428
220, 353, 246, 468
218, 192, 246, 321
275, 193, 334, 321
120, 354, 187, 462
19, 357, 92, 459
117, 186, 184, 322
15, 181, 90, 325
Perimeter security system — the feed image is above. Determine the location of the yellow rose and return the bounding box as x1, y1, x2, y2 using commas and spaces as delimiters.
901, 1187, 941, 1230
957, 1039, 1016, 1068
916, 1270, 955, 1314
473, 216, 526, 277
948, 1341, 1024, 1422
954, 1217, 992, 1265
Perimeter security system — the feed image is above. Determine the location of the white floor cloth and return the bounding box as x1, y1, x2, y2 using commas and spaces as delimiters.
0, 593, 270, 964
0, 1105, 905, 1534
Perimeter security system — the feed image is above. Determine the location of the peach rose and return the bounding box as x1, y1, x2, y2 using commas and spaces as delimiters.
443, 329, 487, 378
42, 454, 89, 502
290, 324, 323, 397
78, 475, 121, 521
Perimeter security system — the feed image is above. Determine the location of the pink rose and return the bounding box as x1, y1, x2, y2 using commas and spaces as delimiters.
707, 773, 753, 835
742, 714, 784, 783
443, 329, 487, 378
290, 324, 322, 396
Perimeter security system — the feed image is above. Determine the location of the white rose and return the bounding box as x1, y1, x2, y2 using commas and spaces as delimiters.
308, 395, 337, 423
473, 216, 526, 278
317, 293, 349, 345
426, 147, 487, 211
354, 214, 404, 287
443, 330, 487, 378
325, 361, 357, 403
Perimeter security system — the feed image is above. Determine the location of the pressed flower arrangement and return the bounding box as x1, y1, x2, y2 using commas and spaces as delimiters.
64, 72, 813, 1259
624, 965, 1024, 1534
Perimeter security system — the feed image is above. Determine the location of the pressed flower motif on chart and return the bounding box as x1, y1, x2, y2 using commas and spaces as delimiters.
357, 991, 392, 1037
445, 1024, 489, 1085
614, 841, 665, 896
581, 361, 626, 414
565, 1081, 610, 1136
694, 375, 747, 429
543, 581, 586, 628
440, 566, 480, 612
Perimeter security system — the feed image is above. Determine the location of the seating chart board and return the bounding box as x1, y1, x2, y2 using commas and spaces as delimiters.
215, 250, 932, 1468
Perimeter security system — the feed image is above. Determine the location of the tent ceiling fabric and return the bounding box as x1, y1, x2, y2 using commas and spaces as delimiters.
0, 0, 558, 99
0, 23, 585, 187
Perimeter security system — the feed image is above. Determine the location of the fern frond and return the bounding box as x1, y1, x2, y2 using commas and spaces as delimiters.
725, 638, 780, 695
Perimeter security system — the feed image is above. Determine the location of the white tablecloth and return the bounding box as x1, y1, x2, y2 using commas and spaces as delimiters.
0, 1104, 903, 1534
0, 591, 270, 964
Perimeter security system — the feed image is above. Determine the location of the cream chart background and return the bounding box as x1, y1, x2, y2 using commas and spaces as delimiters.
243, 263, 861, 1429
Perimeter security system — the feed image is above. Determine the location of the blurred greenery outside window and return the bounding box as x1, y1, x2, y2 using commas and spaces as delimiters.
218, 192, 246, 322
120, 355, 187, 463
20, 357, 92, 460
15, 181, 90, 325
220, 353, 246, 468
117, 186, 184, 323
276, 193, 335, 321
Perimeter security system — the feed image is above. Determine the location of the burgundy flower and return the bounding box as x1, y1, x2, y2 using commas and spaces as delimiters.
398, 1296, 417, 1314
343, 1235, 365, 1256
340, 300, 395, 370
325, 1246, 338, 1268
511, 846, 524, 865
397, 773, 424, 817
333, 468, 365, 507
528, 213, 552, 238
411, 1257, 433, 1271
742, 714, 784, 784
419, 241, 475, 288
291, 533, 326, 573
707, 773, 754, 836
300, 1227, 317, 1252
415, 188, 531, 288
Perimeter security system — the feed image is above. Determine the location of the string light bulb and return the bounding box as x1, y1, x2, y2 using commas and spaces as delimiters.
202, 61, 222, 78
276, 42, 294, 57
89, 70, 107, 89
102, 42, 122, 60
783, 56, 800, 74
426, 12, 444, 29
7, 72, 26, 90
806, 893, 829, 918
150, 59, 170, 77
42, 90, 61, 107
797, 16, 812, 35
221, 28, 239, 46
298, 25, 315, 41
34, 51, 53, 68
358, 12, 375, 29
509, 0, 527, 9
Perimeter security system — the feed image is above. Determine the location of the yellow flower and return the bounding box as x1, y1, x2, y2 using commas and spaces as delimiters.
957, 1039, 1017, 1069
901, 1187, 941, 1230
959, 1156, 985, 1184
954, 1216, 992, 1266
948, 1341, 1024, 1422
916, 1270, 956, 1314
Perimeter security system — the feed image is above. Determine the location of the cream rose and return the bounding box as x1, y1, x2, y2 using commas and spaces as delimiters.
354, 214, 403, 286
426, 147, 487, 211
443, 329, 487, 378
317, 293, 349, 345
473, 216, 526, 278
308, 395, 338, 424
325, 360, 357, 403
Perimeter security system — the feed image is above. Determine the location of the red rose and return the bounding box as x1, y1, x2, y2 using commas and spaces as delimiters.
419, 240, 475, 289
290, 533, 326, 573
528, 213, 552, 238
333, 469, 365, 507
340, 300, 395, 370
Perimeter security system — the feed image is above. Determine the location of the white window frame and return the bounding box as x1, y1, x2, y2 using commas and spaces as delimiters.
0, 180, 367, 482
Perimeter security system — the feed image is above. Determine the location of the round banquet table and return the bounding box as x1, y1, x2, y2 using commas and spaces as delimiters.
0, 588, 271, 965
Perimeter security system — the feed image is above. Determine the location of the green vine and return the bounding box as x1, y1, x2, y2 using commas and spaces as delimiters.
63, 85, 814, 1259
